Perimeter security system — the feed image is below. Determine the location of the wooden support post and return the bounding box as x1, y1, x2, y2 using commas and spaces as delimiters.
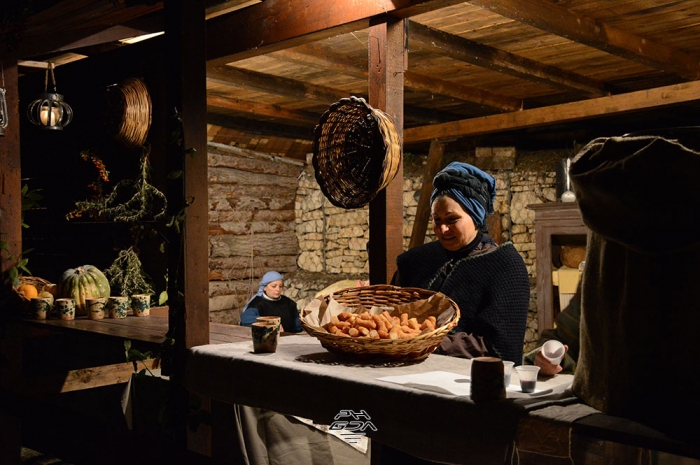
164, 0, 209, 458
165, 0, 210, 351
408, 139, 446, 249
0, 57, 22, 465
368, 17, 406, 284
0, 59, 22, 275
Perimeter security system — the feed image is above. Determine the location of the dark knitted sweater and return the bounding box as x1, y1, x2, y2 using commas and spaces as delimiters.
241, 295, 303, 333
396, 239, 530, 364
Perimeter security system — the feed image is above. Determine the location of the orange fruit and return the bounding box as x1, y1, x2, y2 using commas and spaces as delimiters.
17, 284, 39, 300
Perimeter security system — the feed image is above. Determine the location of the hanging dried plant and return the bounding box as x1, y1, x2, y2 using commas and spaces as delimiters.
67, 143, 167, 222
104, 246, 155, 297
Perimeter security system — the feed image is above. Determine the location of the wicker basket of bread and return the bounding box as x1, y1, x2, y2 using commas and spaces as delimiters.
300, 284, 460, 361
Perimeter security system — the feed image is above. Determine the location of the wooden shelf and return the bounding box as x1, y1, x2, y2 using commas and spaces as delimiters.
528, 202, 588, 332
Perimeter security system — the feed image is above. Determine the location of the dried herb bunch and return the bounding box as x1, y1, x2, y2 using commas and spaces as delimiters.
104, 246, 155, 297
67, 143, 167, 222
66, 150, 110, 220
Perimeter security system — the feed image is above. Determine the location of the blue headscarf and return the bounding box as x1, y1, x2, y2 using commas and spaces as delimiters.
243, 271, 285, 311
430, 162, 496, 228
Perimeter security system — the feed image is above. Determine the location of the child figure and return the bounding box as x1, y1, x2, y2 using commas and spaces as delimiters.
239, 271, 302, 333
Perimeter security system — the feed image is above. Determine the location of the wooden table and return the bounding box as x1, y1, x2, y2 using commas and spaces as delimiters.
2, 308, 251, 394
0, 308, 252, 465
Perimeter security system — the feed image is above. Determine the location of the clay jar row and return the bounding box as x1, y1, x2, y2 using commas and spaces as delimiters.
30, 294, 151, 320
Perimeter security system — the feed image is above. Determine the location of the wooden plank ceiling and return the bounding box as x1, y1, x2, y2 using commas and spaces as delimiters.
7, 0, 700, 160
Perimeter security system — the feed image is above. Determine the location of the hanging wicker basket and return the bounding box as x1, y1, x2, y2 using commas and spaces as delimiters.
105, 77, 152, 149
300, 285, 460, 361
312, 97, 401, 209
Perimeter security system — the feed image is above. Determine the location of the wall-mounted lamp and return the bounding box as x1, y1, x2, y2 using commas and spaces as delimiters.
27, 62, 73, 130
0, 63, 8, 136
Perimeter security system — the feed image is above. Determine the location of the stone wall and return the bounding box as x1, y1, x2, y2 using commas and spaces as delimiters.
206, 137, 565, 352
288, 151, 560, 352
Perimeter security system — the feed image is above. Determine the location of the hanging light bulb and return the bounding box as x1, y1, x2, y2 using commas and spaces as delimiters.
27, 62, 73, 130
0, 63, 8, 136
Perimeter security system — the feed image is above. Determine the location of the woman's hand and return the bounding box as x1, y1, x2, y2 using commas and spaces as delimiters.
534, 344, 569, 376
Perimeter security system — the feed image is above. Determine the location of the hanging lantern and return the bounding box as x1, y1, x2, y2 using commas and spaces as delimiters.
27, 62, 73, 130
0, 63, 8, 136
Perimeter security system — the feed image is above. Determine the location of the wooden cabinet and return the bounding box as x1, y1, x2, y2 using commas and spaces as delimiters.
528, 202, 588, 333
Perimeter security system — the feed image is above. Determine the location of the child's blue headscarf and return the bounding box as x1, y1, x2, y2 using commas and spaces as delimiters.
429, 162, 496, 229
243, 271, 284, 311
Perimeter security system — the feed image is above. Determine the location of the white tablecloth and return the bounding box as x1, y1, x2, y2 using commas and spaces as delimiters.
186, 334, 578, 464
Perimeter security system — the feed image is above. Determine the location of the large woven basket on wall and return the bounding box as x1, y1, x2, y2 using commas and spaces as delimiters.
300, 285, 460, 361
105, 77, 152, 149
312, 97, 401, 209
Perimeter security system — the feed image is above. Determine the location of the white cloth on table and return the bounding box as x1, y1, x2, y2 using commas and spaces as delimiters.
186, 334, 582, 465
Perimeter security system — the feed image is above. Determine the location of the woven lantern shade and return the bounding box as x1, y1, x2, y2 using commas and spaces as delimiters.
312, 96, 401, 209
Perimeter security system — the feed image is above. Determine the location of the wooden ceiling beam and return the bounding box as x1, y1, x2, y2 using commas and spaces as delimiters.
207, 65, 347, 103
207, 64, 449, 124
408, 21, 609, 97
404, 79, 700, 143
277, 46, 523, 111
207, 113, 314, 141
11, 2, 163, 59
205, 0, 261, 19
469, 0, 700, 81
275, 46, 368, 79
206, 0, 467, 65
207, 94, 320, 126
405, 71, 521, 112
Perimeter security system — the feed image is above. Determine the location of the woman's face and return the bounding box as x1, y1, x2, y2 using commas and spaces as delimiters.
264, 279, 284, 299
431, 195, 478, 251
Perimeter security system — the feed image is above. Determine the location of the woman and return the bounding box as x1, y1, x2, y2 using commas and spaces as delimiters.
393, 162, 530, 364
239, 271, 302, 333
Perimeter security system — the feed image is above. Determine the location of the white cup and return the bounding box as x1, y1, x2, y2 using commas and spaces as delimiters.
515, 365, 540, 393
541, 340, 566, 366
503, 361, 515, 387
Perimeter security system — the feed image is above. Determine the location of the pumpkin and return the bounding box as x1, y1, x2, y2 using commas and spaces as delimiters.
58, 265, 111, 316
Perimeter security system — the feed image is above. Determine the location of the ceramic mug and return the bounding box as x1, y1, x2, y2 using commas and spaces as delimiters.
256, 316, 281, 326
251, 322, 279, 354
131, 294, 151, 317
55, 298, 76, 321
30, 297, 53, 320
107, 296, 129, 319
86, 297, 106, 320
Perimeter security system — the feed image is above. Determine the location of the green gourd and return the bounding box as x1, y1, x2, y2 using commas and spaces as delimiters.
58, 265, 111, 316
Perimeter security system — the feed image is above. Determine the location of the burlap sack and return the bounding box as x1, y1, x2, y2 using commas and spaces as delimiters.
570, 134, 700, 441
